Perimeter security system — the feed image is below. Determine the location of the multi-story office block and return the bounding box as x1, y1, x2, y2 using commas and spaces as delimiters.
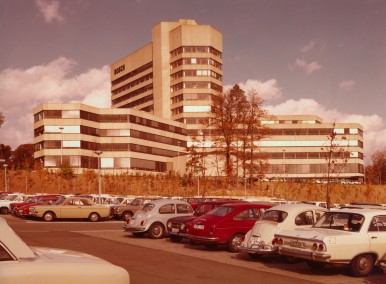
110, 19, 223, 132
32, 19, 364, 181
33, 103, 186, 173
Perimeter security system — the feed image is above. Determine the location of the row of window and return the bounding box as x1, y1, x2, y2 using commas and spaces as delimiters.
268, 128, 363, 137
111, 72, 153, 96
34, 111, 186, 136
43, 155, 167, 172
171, 93, 213, 104
170, 46, 222, 58
121, 94, 153, 109
171, 106, 212, 116
112, 83, 153, 106
111, 62, 152, 87
170, 58, 222, 70
170, 69, 222, 81
170, 81, 222, 93
267, 163, 364, 175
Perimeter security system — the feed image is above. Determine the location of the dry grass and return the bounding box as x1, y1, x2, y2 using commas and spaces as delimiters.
3, 170, 386, 204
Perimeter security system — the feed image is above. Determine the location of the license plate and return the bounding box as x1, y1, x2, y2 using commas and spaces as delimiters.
194, 224, 204, 230
172, 228, 179, 233
289, 240, 305, 248
251, 236, 262, 245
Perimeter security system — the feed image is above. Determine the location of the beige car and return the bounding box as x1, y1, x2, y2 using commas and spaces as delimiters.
29, 196, 111, 222
0, 217, 130, 284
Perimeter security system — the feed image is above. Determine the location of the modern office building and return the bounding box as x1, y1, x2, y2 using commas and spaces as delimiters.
33, 19, 364, 181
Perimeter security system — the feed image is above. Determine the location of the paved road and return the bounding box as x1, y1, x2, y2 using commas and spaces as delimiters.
4, 215, 385, 284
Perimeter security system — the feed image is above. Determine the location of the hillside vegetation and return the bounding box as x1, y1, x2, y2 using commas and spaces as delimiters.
2, 170, 385, 204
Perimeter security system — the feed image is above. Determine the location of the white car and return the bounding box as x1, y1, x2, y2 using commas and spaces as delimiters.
0, 217, 130, 284
0, 193, 28, 214
274, 209, 386, 277
239, 203, 327, 259
124, 199, 194, 239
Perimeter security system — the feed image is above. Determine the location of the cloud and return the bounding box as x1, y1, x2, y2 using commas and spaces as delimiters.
224, 79, 282, 101
339, 80, 356, 91
264, 98, 385, 163
35, 0, 65, 23
0, 57, 110, 149
300, 40, 317, 53
295, 58, 322, 75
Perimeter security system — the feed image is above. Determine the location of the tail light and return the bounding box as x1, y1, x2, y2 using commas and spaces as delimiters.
272, 237, 283, 246
312, 242, 326, 251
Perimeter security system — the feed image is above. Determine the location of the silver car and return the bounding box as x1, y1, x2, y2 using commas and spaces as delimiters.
123, 199, 194, 239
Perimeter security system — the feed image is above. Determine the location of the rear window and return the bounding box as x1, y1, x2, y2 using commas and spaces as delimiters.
142, 203, 155, 212
210, 206, 234, 217
261, 210, 288, 223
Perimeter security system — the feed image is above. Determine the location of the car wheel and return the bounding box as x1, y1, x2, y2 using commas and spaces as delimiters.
228, 233, 244, 253
149, 223, 165, 239
350, 254, 375, 277
0, 207, 8, 215
88, 212, 100, 222
306, 260, 326, 270
170, 235, 183, 243
43, 211, 55, 222
122, 211, 133, 222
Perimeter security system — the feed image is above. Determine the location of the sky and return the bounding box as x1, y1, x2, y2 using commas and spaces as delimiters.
1, 0, 386, 164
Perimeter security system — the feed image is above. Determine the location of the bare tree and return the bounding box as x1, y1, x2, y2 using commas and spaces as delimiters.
370, 149, 386, 184
321, 125, 350, 209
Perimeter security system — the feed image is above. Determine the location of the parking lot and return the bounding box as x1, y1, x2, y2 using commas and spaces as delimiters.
4, 215, 385, 284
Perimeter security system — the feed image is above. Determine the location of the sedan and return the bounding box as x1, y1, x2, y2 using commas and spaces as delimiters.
185, 202, 274, 252
29, 196, 111, 222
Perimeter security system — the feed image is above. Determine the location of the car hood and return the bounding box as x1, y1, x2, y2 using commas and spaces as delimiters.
31, 247, 109, 264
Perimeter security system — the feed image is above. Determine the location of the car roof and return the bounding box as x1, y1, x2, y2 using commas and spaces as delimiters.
220, 202, 274, 208
266, 203, 328, 213
328, 208, 386, 216
146, 199, 190, 206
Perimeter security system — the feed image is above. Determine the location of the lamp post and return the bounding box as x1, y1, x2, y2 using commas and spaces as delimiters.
94, 150, 103, 205
197, 174, 200, 197
3, 164, 8, 192
177, 141, 180, 174
59, 126, 64, 167
282, 149, 286, 183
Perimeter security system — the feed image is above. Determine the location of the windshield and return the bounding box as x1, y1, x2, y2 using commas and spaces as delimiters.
53, 197, 66, 205
314, 212, 364, 232
209, 206, 234, 217
261, 210, 288, 223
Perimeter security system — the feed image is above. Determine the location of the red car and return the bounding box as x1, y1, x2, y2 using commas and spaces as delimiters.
16, 195, 62, 217
10, 194, 61, 215
167, 200, 243, 243
185, 202, 274, 252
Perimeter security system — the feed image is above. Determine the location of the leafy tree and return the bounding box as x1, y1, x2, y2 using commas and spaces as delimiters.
82, 169, 97, 194
13, 144, 34, 170
0, 144, 12, 161
58, 161, 75, 180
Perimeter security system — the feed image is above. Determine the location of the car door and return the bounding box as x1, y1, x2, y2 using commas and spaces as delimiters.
368, 215, 386, 261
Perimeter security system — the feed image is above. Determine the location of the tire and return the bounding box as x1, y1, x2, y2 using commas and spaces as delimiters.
88, 212, 100, 222
149, 223, 165, 239
122, 211, 133, 222
350, 254, 375, 277
170, 235, 183, 243
306, 260, 326, 270
43, 211, 55, 222
228, 233, 244, 253
0, 207, 8, 215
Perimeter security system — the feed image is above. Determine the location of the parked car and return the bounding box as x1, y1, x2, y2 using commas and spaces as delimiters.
0, 217, 130, 284
111, 197, 161, 221
274, 209, 386, 277
10, 194, 62, 215
301, 201, 327, 208
185, 202, 274, 252
29, 196, 111, 222
124, 199, 194, 239
239, 203, 327, 259
0, 193, 28, 214
16, 195, 62, 217
167, 200, 243, 243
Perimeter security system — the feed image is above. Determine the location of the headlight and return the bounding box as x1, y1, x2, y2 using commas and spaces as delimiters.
180, 223, 186, 230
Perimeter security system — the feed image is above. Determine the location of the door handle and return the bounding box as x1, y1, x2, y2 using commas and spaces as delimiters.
371, 236, 377, 239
